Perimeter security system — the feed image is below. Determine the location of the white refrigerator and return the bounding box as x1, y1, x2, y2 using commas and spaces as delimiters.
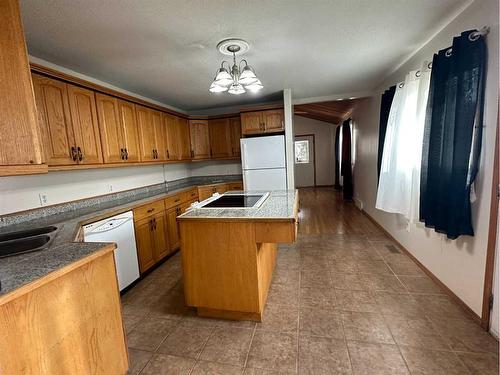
241, 135, 287, 191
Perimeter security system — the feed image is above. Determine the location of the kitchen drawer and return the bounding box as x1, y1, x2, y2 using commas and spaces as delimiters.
198, 185, 216, 201
227, 182, 243, 191
164, 193, 184, 210
133, 199, 165, 221
184, 188, 199, 202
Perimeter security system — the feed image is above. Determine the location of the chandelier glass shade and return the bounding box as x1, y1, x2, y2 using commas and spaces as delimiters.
209, 52, 263, 95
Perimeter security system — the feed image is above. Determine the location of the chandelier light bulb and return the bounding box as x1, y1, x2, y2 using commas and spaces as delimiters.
228, 83, 246, 95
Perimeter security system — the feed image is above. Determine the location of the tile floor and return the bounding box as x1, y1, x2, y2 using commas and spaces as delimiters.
122, 188, 499, 374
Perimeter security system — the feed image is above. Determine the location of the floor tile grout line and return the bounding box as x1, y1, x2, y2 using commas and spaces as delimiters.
242, 324, 257, 369
188, 326, 217, 375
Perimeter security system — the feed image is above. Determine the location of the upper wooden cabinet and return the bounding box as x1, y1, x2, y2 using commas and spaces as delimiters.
33, 74, 102, 166
176, 118, 191, 160
0, 0, 44, 174
66, 85, 103, 164
189, 120, 210, 160
208, 119, 231, 159
118, 100, 140, 162
163, 114, 190, 161
229, 117, 242, 157
96, 93, 140, 163
241, 109, 284, 135
136, 105, 165, 162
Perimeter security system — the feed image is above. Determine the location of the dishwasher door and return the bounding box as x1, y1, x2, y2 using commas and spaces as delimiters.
83, 211, 140, 291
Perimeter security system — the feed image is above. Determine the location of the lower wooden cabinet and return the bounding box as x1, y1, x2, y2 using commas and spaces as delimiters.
166, 205, 182, 252
134, 205, 170, 274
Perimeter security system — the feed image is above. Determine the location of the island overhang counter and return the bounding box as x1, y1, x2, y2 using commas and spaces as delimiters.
177, 190, 299, 321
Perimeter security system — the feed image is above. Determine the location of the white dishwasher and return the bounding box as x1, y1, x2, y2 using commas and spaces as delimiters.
83, 211, 140, 291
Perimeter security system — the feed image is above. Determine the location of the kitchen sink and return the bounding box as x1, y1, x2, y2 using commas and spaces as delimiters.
0, 226, 58, 258
0, 226, 57, 242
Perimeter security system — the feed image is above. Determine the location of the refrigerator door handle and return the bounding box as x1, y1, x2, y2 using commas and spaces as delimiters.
240, 141, 247, 168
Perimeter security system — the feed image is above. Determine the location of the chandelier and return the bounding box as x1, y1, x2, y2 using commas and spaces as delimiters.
209, 39, 263, 95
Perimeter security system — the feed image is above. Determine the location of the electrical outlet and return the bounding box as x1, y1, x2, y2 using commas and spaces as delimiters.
108, 184, 113, 192
39, 193, 48, 206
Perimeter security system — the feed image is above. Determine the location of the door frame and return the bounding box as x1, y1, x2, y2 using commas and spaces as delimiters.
481, 109, 499, 330
294, 133, 317, 187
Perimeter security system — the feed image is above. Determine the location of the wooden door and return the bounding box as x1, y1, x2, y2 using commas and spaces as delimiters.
263, 109, 284, 133
163, 114, 177, 160
134, 217, 155, 274
66, 85, 103, 164
95, 93, 123, 163
118, 100, 140, 162
153, 211, 170, 260
189, 120, 210, 159
0, 0, 43, 169
229, 117, 242, 157
240, 111, 263, 135
136, 105, 156, 162
166, 206, 181, 251
152, 110, 166, 161
32, 74, 76, 166
177, 117, 191, 160
209, 119, 231, 158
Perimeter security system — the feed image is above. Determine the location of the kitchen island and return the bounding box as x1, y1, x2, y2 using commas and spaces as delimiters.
178, 190, 299, 321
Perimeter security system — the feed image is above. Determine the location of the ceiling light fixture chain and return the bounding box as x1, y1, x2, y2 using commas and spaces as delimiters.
209, 38, 263, 95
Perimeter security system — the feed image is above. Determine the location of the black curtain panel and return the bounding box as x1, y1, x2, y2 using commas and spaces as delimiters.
377, 86, 396, 182
334, 125, 342, 190
341, 118, 353, 201
420, 30, 486, 239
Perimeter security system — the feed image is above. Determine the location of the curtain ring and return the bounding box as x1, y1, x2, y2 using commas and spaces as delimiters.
445, 48, 452, 57
415, 70, 421, 77
398, 82, 404, 88
469, 31, 481, 41
427, 62, 433, 69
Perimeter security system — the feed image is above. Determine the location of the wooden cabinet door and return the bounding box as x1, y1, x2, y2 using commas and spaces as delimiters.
32, 74, 76, 166
163, 113, 177, 160
240, 112, 263, 135
189, 120, 210, 159
263, 109, 284, 133
209, 119, 231, 158
152, 110, 166, 161
66, 85, 103, 164
95, 93, 123, 163
134, 217, 155, 274
118, 100, 140, 162
136, 105, 156, 162
166, 206, 181, 251
229, 117, 241, 157
152, 211, 170, 260
177, 117, 191, 160
0, 0, 43, 168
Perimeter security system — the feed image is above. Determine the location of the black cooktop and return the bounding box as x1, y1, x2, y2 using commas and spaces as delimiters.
203, 194, 264, 208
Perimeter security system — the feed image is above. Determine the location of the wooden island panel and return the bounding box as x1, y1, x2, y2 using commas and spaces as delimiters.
180, 218, 296, 321
0, 248, 128, 375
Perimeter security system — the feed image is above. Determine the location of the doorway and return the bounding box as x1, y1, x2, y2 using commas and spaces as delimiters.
294, 134, 316, 187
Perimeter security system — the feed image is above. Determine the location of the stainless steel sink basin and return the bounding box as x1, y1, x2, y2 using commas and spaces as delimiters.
0, 226, 58, 258
0, 226, 57, 242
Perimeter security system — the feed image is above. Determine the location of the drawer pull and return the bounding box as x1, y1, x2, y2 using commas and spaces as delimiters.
174, 198, 180, 202
147, 208, 155, 213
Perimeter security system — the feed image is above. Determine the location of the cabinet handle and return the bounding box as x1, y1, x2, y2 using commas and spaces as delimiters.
152, 217, 157, 230
149, 219, 153, 231
166, 149, 170, 159
174, 198, 180, 203
147, 208, 155, 213
124, 148, 129, 160
71, 146, 78, 162
77, 147, 83, 161
190, 150, 194, 158
120, 148, 124, 160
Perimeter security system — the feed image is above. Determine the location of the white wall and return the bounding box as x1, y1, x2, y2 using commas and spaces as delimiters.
294, 116, 336, 186
0, 159, 242, 216
351, 0, 499, 316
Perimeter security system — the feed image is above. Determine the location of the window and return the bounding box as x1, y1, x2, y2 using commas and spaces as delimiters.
294, 140, 309, 164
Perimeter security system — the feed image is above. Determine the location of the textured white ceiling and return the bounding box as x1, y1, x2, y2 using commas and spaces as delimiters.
20, 0, 468, 111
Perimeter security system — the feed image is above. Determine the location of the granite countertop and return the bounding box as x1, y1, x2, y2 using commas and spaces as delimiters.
0, 176, 241, 298
178, 190, 298, 221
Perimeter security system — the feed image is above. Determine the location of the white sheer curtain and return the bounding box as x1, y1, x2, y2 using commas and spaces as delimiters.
376, 61, 431, 221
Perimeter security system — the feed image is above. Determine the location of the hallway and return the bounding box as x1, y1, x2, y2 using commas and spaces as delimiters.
122, 187, 498, 374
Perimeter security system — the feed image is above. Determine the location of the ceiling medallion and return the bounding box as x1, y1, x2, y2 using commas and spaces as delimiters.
209, 38, 263, 95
